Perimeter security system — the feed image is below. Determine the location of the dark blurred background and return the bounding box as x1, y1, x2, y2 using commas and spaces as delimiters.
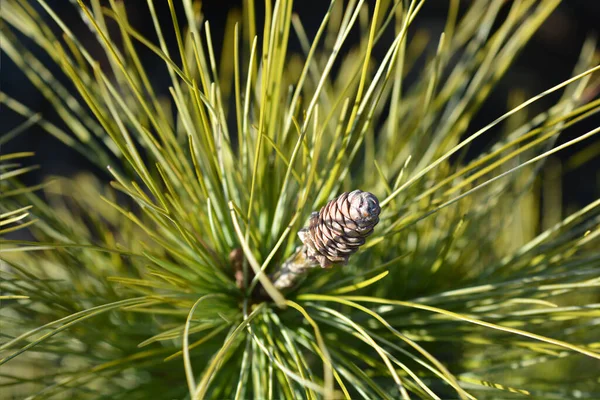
2, 0, 599, 214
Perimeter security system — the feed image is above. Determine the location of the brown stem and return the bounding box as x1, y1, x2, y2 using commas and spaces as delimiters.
267, 245, 319, 292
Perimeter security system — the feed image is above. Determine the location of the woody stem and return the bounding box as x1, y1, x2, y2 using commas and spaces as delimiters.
268, 245, 319, 291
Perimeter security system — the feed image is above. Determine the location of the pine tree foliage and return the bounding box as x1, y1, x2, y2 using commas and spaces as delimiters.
1, 0, 599, 398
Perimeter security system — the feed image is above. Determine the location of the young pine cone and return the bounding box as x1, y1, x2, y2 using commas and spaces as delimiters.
298, 190, 380, 267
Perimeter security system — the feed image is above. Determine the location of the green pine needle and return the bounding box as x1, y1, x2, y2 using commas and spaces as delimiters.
1, 0, 599, 398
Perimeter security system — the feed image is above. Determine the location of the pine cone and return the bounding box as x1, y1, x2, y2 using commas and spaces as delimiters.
298, 190, 380, 267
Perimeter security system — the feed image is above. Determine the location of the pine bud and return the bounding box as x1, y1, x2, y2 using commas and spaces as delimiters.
298, 190, 380, 267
